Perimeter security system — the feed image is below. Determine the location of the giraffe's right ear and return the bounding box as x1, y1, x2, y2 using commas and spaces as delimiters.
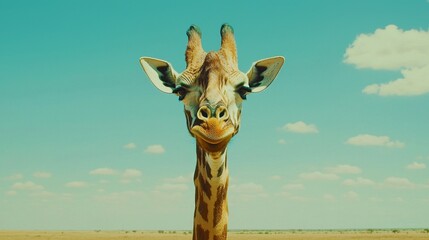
139, 57, 178, 93
246, 56, 285, 93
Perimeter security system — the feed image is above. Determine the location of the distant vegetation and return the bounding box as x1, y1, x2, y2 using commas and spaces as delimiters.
91, 228, 429, 236
3, 229, 429, 240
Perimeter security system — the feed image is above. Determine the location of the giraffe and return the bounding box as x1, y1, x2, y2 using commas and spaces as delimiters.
139, 24, 284, 240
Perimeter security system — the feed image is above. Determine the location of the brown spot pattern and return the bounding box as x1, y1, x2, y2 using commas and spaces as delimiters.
217, 162, 224, 177
196, 224, 209, 240
213, 184, 227, 227
198, 192, 208, 221
197, 146, 205, 166
198, 174, 212, 198
213, 224, 228, 240
217, 155, 227, 177
205, 163, 213, 179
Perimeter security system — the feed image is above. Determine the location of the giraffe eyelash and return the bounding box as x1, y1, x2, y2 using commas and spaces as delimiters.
172, 86, 188, 101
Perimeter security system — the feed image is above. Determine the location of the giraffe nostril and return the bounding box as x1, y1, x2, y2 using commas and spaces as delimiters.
201, 110, 208, 118
217, 106, 229, 121
197, 106, 211, 121
198, 106, 228, 121
219, 110, 225, 118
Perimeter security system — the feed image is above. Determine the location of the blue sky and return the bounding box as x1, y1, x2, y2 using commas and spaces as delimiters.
1, 0, 429, 230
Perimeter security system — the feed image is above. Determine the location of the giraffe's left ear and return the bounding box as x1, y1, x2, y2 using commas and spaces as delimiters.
140, 57, 178, 93
246, 56, 285, 93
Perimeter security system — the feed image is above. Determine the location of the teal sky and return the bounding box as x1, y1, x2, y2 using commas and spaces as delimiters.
1, 0, 429, 230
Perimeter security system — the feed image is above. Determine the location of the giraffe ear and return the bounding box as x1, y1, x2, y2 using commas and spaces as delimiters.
246, 56, 285, 93
139, 57, 178, 93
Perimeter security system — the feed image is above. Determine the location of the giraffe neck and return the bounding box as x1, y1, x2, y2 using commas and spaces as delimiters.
193, 144, 229, 240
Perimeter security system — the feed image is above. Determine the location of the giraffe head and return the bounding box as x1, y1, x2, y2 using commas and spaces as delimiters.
140, 24, 284, 153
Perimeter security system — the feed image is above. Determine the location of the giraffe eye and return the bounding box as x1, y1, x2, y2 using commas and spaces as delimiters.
236, 86, 252, 100
172, 86, 188, 101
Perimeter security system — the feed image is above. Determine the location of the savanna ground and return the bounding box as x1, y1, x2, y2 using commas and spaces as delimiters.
1, 229, 429, 240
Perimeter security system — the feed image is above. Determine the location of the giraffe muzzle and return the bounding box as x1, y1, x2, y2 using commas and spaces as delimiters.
191, 106, 234, 150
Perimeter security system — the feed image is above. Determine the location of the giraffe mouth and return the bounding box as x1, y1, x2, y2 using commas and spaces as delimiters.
191, 119, 234, 149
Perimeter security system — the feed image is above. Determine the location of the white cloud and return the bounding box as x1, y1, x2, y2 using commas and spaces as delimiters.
89, 168, 143, 183
344, 25, 429, 70
31, 191, 57, 199
282, 121, 319, 134
382, 177, 416, 189
416, 155, 429, 160
270, 175, 283, 180
344, 191, 359, 201
122, 169, 142, 178
144, 144, 165, 154
343, 177, 375, 187
164, 175, 192, 184
406, 162, 426, 170
231, 183, 265, 193
230, 183, 268, 201
283, 183, 304, 190
5, 190, 17, 196
90, 168, 117, 175
65, 181, 87, 188
362, 66, 429, 96
299, 171, 339, 181
120, 169, 143, 184
6, 174, 23, 181
123, 142, 137, 149
12, 181, 44, 191
145, 175, 192, 196
156, 183, 188, 192
33, 171, 52, 179
279, 192, 310, 202
327, 165, 362, 174
346, 134, 404, 148
323, 194, 336, 202
278, 139, 287, 145
344, 24, 429, 96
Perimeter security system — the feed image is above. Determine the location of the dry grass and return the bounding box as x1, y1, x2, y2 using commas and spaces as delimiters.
0, 229, 428, 240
